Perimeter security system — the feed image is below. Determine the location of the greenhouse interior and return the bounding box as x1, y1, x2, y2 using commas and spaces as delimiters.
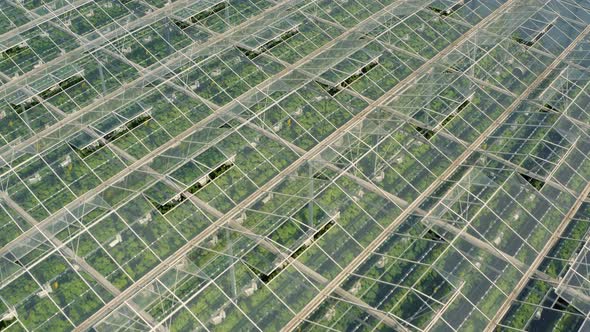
0, 0, 590, 331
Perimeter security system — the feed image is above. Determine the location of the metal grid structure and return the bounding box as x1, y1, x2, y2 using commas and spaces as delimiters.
0, 0, 589, 331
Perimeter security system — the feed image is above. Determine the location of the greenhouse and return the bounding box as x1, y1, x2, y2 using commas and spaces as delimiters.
0, 0, 589, 331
